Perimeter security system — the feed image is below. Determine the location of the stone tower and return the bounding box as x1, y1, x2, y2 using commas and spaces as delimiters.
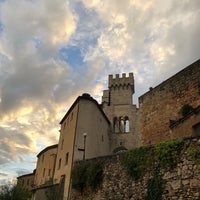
102, 73, 140, 152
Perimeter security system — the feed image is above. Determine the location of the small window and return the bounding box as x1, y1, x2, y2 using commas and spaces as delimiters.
193, 122, 200, 136
43, 168, 45, 177
48, 169, 51, 176
58, 159, 61, 169
119, 116, 124, 132
65, 153, 69, 165
124, 116, 130, 133
102, 135, 104, 142
113, 117, 119, 133
27, 179, 29, 185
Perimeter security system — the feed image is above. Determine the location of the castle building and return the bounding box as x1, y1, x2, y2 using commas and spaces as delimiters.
17, 59, 200, 200
102, 73, 140, 152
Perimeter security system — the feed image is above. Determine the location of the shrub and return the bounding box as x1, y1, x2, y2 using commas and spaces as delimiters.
71, 161, 89, 192
145, 167, 165, 200
86, 161, 103, 189
188, 145, 200, 165
71, 160, 103, 192
155, 139, 184, 169
122, 146, 151, 180
0, 184, 31, 200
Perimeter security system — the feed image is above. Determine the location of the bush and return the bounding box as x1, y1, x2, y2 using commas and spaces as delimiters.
155, 139, 184, 169
71, 161, 89, 192
0, 184, 31, 200
122, 146, 151, 180
145, 167, 165, 200
86, 161, 103, 189
188, 145, 200, 165
71, 160, 103, 192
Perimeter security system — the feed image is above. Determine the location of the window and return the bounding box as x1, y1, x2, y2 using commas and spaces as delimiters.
119, 116, 125, 132
65, 153, 69, 165
113, 117, 119, 133
43, 168, 45, 177
58, 159, 61, 169
27, 179, 29, 185
48, 169, 51, 176
193, 122, 200, 136
114, 116, 130, 133
124, 116, 130, 133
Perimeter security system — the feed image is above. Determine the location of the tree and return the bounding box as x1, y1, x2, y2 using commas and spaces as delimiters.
0, 184, 31, 200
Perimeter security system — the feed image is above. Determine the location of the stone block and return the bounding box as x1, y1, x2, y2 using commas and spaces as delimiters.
190, 179, 199, 187
171, 180, 181, 190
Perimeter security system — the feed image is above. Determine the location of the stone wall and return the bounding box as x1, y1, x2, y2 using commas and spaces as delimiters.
69, 137, 200, 200
139, 59, 200, 145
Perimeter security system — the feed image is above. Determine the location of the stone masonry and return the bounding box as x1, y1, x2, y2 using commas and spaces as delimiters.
69, 137, 200, 200
102, 73, 140, 152
139, 59, 200, 145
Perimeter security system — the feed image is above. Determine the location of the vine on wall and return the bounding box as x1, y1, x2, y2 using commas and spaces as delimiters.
122, 139, 184, 198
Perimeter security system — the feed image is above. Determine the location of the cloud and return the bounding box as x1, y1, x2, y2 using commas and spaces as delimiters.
0, 127, 33, 163
0, 173, 8, 177
80, 0, 200, 94
0, 0, 199, 180
16, 169, 31, 176
0, 0, 79, 167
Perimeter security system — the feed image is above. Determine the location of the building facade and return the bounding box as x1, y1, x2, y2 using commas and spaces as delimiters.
17, 171, 35, 192
54, 93, 111, 199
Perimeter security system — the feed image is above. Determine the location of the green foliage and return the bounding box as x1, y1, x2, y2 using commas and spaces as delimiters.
155, 139, 184, 169
45, 185, 59, 200
122, 139, 184, 180
87, 160, 103, 189
71, 160, 103, 192
188, 145, 200, 165
181, 104, 193, 117
145, 167, 165, 200
122, 146, 151, 180
0, 184, 31, 200
71, 161, 89, 192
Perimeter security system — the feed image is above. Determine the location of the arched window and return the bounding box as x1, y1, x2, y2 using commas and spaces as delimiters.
113, 117, 119, 133
124, 116, 130, 133
119, 116, 125, 132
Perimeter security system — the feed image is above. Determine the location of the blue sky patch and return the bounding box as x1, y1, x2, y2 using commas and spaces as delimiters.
59, 47, 85, 70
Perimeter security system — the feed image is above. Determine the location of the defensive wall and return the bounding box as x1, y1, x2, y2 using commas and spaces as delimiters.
69, 137, 200, 200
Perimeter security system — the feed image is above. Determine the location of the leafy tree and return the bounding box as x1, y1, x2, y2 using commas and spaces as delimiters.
0, 184, 31, 200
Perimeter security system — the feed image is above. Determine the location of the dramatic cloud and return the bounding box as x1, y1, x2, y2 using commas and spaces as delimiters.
0, 0, 199, 184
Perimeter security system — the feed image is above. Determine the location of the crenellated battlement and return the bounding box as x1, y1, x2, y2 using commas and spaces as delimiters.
108, 73, 134, 93
102, 72, 135, 106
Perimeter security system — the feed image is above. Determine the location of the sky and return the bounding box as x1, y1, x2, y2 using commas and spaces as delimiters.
0, 0, 199, 185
